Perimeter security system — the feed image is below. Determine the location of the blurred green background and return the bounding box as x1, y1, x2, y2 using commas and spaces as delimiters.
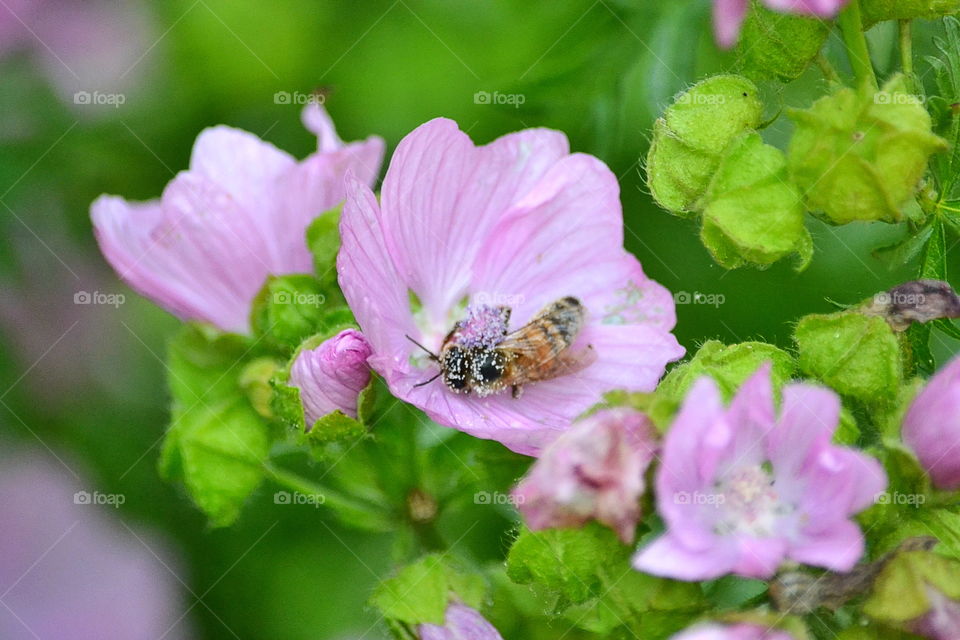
1, 1, 959, 638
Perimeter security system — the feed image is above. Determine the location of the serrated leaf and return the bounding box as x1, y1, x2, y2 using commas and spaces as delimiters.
371, 555, 487, 626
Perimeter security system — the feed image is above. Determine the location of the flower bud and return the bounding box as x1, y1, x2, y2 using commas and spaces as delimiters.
700, 133, 812, 269
794, 311, 903, 405
903, 355, 960, 490
864, 550, 960, 639
647, 75, 763, 214
788, 75, 946, 225
670, 622, 795, 640
734, 1, 829, 82
417, 603, 504, 640
288, 329, 372, 429
512, 408, 657, 543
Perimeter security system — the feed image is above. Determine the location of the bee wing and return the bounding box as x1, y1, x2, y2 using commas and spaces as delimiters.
497, 327, 595, 384
522, 345, 596, 383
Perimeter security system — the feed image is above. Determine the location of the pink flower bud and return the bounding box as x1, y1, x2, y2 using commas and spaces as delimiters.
512, 408, 658, 543
417, 603, 504, 640
670, 622, 795, 640
907, 585, 960, 639
289, 329, 372, 429
903, 356, 960, 490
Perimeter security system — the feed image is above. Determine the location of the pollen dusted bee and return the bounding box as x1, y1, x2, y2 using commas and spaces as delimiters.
408, 296, 594, 399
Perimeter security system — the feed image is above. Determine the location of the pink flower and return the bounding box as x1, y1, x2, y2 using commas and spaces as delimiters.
0, 450, 190, 639
633, 364, 885, 581
338, 118, 683, 456
714, 0, 850, 48
289, 329, 372, 428
903, 355, 960, 490
512, 408, 657, 542
417, 603, 504, 640
91, 104, 384, 333
670, 623, 795, 640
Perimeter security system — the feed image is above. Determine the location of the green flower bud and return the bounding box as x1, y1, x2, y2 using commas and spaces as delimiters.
794, 311, 903, 404
788, 75, 947, 224
700, 133, 813, 269
734, 0, 830, 83
647, 75, 763, 214
863, 551, 960, 629
649, 340, 794, 428
861, 0, 960, 28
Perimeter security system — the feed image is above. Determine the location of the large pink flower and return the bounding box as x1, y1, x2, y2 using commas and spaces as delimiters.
338, 118, 683, 456
91, 104, 384, 334
714, 0, 849, 48
633, 364, 885, 581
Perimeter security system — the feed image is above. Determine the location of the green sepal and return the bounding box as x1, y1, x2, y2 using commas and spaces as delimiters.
734, 0, 830, 83
787, 75, 947, 224
250, 274, 348, 351
794, 311, 903, 405
159, 324, 271, 527
647, 75, 763, 214
700, 133, 812, 269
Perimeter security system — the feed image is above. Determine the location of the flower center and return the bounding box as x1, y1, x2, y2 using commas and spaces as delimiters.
713, 464, 791, 537
450, 304, 510, 349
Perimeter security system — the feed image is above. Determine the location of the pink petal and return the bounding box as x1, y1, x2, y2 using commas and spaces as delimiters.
379, 119, 569, 326
723, 363, 776, 468
418, 603, 504, 640
733, 536, 787, 579
714, 0, 749, 49
789, 519, 864, 572
766, 383, 839, 479
763, 0, 849, 17
632, 533, 738, 581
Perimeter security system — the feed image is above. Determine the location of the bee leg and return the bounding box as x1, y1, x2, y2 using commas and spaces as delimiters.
511, 384, 523, 399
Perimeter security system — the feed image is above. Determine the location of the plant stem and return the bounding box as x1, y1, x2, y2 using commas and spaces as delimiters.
264, 462, 392, 526
816, 53, 842, 85
838, 0, 878, 90
900, 19, 915, 91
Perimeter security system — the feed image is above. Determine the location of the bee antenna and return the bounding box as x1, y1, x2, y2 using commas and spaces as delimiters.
413, 372, 442, 388
405, 334, 439, 361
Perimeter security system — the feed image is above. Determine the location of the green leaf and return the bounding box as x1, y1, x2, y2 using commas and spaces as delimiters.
794, 312, 903, 405
646, 75, 763, 214
734, 0, 829, 83
371, 555, 487, 626
305, 204, 343, 289
160, 325, 271, 527
862, 0, 960, 28
251, 274, 348, 351
787, 75, 947, 224
699, 133, 812, 269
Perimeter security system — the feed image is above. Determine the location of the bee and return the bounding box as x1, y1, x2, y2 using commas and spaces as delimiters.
408, 296, 594, 399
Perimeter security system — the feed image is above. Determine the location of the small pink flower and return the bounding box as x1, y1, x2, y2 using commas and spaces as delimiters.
714, 0, 849, 48
417, 603, 504, 640
670, 623, 795, 640
91, 104, 384, 334
338, 118, 683, 456
289, 329, 372, 428
903, 355, 960, 490
633, 364, 885, 581
512, 408, 657, 542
